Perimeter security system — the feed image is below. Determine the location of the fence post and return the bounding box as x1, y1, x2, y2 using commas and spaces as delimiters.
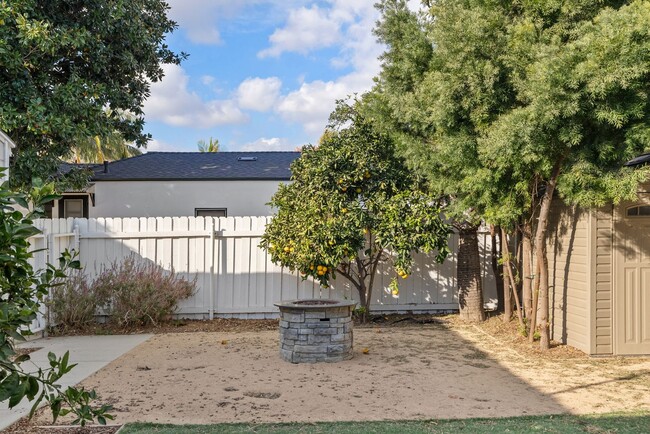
209, 219, 215, 320
73, 220, 80, 253
44, 231, 55, 338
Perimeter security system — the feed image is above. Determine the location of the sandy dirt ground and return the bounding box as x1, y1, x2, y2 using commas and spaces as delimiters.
26, 322, 649, 426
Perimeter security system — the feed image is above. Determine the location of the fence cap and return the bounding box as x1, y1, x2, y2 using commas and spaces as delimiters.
274, 299, 357, 310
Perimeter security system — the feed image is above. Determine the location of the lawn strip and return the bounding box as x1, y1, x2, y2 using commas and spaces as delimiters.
119, 411, 650, 434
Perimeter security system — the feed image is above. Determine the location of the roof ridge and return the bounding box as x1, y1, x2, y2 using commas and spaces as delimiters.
106, 151, 150, 165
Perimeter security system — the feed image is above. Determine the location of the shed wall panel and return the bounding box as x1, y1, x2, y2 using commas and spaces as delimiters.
548, 201, 591, 354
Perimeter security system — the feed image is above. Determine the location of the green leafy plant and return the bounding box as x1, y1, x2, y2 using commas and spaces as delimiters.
0, 176, 112, 425
92, 257, 196, 327
0, 0, 185, 189
260, 100, 450, 321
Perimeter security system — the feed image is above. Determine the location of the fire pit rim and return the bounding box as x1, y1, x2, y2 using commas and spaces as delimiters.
274, 299, 357, 310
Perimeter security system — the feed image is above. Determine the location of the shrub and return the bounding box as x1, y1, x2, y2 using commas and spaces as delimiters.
49, 271, 98, 331
92, 257, 196, 327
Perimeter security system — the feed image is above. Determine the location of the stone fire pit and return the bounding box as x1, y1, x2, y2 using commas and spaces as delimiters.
274, 299, 356, 363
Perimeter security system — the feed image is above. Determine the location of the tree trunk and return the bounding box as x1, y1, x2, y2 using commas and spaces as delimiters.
491, 225, 504, 314
457, 225, 486, 322
502, 227, 525, 331
533, 159, 563, 350
521, 220, 533, 319
501, 228, 512, 322
357, 278, 369, 323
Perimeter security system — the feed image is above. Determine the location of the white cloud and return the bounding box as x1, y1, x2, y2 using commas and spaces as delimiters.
241, 137, 297, 151
145, 139, 183, 153
166, 0, 229, 44
271, 1, 383, 136
258, 5, 341, 58
144, 64, 247, 128
276, 80, 349, 134
201, 75, 215, 86
167, 0, 312, 45
236, 77, 282, 111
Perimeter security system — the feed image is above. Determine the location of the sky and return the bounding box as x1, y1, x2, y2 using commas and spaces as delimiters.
142, 0, 398, 153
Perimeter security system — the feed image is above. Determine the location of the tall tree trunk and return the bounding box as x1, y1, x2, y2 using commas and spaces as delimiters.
501, 228, 513, 322
491, 225, 504, 314
521, 220, 533, 319
502, 227, 525, 330
528, 260, 541, 342
533, 160, 563, 350
457, 225, 486, 322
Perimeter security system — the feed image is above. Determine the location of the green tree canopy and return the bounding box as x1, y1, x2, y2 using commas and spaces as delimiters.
0, 179, 112, 425
260, 101, 450, 318
0, 0, 184, 187
371, 0, 650, 345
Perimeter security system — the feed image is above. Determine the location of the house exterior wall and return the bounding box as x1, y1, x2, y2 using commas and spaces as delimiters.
90, 180, 287, 218
547, 200, 592, 354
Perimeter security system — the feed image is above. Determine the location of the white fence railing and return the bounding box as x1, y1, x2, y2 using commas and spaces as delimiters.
29, 217, 497, 322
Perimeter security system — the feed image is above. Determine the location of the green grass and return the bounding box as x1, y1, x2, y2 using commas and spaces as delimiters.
120, 412, 650, 434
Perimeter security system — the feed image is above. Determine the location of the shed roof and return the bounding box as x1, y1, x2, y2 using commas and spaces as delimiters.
91, 151, 300, 181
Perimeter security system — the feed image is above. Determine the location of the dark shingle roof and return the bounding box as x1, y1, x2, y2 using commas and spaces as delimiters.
91, 152, 300, 181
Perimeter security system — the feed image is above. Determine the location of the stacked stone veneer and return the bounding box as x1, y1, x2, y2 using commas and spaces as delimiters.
275, 300, 356, 363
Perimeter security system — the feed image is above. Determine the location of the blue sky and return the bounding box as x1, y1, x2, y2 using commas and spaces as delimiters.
142, 1, 394, 153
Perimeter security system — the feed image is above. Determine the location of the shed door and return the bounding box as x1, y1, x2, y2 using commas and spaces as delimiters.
614, 194, 650, 355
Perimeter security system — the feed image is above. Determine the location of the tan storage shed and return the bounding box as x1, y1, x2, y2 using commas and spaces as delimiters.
548, 183, 650, 356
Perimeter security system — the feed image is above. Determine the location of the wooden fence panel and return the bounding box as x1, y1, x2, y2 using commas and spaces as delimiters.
31, 217, 498, 318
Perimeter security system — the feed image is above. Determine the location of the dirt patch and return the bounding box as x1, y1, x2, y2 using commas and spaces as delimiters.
443, 313, 588, 360
13, 319, 648, 428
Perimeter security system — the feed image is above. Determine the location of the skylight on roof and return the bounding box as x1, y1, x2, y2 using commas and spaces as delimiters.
237, 156, 258, 161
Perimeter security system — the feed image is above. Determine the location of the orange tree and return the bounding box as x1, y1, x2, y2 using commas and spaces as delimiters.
260, 103, 450, 320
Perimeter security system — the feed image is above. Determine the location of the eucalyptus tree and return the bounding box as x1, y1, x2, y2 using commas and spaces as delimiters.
371, 0, 518, 322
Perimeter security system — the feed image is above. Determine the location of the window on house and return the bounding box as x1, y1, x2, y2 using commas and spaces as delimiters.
58, 196, 88, 218
626, 205, 650, 217
195, 208, 227, 217
64, 199, 84, 218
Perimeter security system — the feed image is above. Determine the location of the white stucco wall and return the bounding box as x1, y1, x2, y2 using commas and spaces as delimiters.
90, 180, 286, 218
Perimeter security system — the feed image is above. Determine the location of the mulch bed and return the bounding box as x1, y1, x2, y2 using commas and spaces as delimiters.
48, 317, 280, 336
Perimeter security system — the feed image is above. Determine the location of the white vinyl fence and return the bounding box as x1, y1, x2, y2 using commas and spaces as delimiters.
29, 217, 497, 324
